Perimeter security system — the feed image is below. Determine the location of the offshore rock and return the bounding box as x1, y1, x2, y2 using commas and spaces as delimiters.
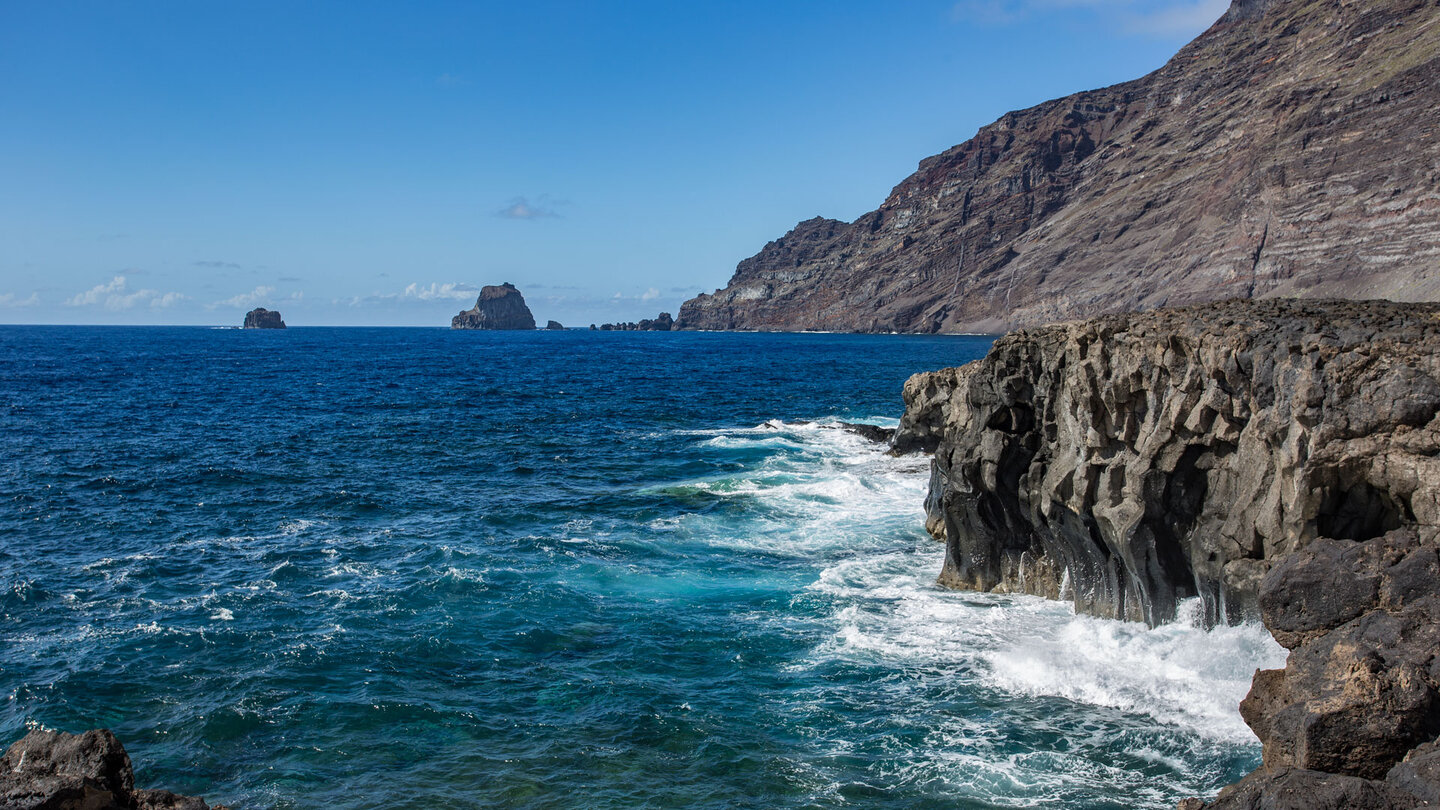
241, 308, 284, 329
451, 283, 536, 330
0, 729, 225, 810
545, 320, 565, 330
680, 0, 1440, 333
893, 299, 1440, 628
598, 313, 675, 331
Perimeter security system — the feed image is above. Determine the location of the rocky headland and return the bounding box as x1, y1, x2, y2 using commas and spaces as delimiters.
241, 308, 284, 329
679, 0, 1440, 333
892, 298, 1440, 806
451, 283, 537, 330
0, 729, 225, 810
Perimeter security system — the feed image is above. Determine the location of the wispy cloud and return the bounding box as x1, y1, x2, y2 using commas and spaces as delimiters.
334, 282, 482, 307
951, 0, 1227, 36
436, 73, 468, 87
402, 282, 479, 301
496, 195, 566, 220
641, 287, 661, 301
211, 285, 276, 309
195, 260, 243, 270
0, 292, 39, 308
66, 276, 186, 310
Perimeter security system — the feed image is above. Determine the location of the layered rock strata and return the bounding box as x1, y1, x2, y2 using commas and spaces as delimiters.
241, 308, 284, 329
891, 298, 1440, 806
0, 729, 225, 810
679, 0, 1440, 333
451, 283, 536, 330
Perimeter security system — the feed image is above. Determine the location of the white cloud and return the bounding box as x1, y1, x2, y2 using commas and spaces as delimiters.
641, 287, 661, 301
212, 286, 276, 309
67, 276, 186, 310
0, 292, 39, 308
496, 195, 565, 220
403, 282, 479, 301
951, 0, 1227, 37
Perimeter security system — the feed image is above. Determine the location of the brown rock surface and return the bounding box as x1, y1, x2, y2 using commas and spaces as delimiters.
0, 729, 224, 810
451, 283, 537, 330
680, 0, 1440, 333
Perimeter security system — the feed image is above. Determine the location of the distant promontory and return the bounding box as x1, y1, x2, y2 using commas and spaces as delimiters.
451, 283, 536, 330
243, 308, 285, 329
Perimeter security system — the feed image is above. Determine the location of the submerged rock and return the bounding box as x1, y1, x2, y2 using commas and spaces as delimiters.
242, 308, 285, 329
451, 283, 536, 330
0, 729, 226, 809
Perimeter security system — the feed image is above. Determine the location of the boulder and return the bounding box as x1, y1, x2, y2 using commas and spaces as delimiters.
0, 729, 225, 810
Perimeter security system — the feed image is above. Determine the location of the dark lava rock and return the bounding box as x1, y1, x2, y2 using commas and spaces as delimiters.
894, 298, 1440, 628
680, 0, 1440, 333
545, 320, 565, 330
451, 283, 536, 330
0, 729, 225, 810
242, 308, 285, 329
888, 298, 1440, 808
839, 422, 896, 444
598, 313, 675, 332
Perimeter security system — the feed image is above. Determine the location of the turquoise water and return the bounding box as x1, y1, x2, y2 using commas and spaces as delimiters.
0, 327, 1283, 808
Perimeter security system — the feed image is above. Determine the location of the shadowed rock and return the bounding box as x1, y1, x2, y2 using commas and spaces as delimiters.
451, 283, 536, 330
545, 320, 565, 330
242, 308, 284, 329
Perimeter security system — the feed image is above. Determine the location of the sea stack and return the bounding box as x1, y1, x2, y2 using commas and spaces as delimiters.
451, 283, 536, 330
242, 308, 285, 329
545, 320, 565, 330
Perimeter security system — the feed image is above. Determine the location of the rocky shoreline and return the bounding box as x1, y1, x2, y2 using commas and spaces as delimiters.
892, 298, 1440, 807
0, 729, 225, 810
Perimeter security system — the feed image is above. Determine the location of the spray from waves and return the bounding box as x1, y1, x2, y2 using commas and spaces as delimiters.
670, 418, 1286, 807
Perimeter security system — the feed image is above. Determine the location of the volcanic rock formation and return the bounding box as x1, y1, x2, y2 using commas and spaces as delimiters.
0, 729, 226, 809
242, 308, 285, 329
680, 0, 1440, 333
890, 298, 1440, 807
451, 283, 537, 330
545, 320, 565, 330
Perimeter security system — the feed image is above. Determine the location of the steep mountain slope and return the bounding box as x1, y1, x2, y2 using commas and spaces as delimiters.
678, 0, 1440, 333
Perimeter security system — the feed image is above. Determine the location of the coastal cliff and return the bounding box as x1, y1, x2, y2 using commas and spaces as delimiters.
892, 298, 1440, 806
679, 0, 1440, 333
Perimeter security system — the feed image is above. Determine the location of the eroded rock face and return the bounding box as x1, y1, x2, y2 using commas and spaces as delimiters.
0, 729, 224, 810
242, 308, 285, 329
451, 283, 537, 330
890, 298, 1440, 807
679, 0, 1440, 333
894, 299, 1440, 627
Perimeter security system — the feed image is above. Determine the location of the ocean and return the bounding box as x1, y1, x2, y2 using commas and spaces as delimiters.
0, 326, 1284, 808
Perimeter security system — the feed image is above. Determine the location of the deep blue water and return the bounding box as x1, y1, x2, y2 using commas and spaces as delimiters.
0, 327, 1282, 808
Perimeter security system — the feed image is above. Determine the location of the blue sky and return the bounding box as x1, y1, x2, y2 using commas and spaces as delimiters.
0, 0, 1228, 326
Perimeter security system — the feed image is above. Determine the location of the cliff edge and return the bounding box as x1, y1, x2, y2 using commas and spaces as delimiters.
892, 298, 1440, 806
680, 0, 1440, 333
